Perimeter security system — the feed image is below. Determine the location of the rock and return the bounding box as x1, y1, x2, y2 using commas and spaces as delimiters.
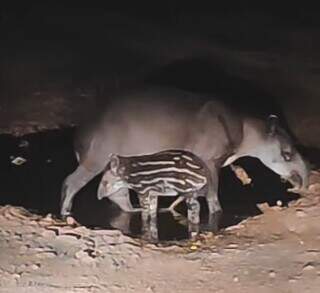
308, 183, 320, 194
303, 263, 315, 271
11, 156, 27, 165
296, 209, 307, 218
257, 203, 271, 212
19, 245, 29, 254
75, 249, 96, 264
41, 230, 56, 238
35, 250, 57, 259
226, 243, 238, 249
30, 263, 41, 270
233, 276, 239, 282
66, 216, 78, 226
269, 270, 276, 278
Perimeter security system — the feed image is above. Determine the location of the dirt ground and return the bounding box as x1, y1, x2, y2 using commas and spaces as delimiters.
0, 171, 320, 293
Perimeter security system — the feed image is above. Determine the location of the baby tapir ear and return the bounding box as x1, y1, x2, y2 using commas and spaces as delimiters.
109, 153, 120, 175
267, 114, 279, 137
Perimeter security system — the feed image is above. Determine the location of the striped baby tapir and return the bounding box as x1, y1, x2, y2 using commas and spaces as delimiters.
97, 149, 210, 240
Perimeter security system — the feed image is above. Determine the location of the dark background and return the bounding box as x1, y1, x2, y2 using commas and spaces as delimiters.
1, 1, 320, 149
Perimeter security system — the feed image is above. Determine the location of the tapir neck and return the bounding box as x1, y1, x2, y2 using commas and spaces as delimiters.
223, 117, 266, 166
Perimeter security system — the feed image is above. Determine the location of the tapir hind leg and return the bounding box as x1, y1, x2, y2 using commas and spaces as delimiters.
60, 164, 102, 218
204, 160, 222, 232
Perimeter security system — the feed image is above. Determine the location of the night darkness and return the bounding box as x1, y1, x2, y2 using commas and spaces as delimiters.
1, 2, 320, 291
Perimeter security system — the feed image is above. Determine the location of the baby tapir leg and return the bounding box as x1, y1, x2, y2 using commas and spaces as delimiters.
139, 193, 158, 242
139, 195, 150, 240
149, 194, 158, 241
186, 196, 200, 237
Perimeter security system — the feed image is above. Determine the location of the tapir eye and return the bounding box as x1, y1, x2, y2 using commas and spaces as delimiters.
282, 151, 292, 162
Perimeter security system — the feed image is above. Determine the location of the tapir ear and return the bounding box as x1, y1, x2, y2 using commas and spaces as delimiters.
267, 114, 278, 136
109, 154, 120, 175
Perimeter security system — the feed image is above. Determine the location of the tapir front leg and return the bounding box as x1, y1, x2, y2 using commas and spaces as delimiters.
204, 160, 222, 233
60, 164, 100, 218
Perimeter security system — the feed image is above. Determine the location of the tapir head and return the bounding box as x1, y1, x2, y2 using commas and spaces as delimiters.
97, 154, 127, 200
244, 115, 309, 193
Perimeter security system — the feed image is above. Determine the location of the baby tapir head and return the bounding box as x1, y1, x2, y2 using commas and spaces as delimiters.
97, 154, 127, 200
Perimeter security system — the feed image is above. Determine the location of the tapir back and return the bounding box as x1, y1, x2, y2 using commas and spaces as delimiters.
74, 86, 243, 169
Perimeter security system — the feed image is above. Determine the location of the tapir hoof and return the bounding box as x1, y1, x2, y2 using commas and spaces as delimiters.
203, 210, 223, 233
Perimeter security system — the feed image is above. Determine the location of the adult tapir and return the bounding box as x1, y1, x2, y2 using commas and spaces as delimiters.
60, 86, 309, 226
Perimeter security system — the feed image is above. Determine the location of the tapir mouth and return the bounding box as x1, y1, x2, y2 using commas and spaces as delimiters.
282, 170, 304, 193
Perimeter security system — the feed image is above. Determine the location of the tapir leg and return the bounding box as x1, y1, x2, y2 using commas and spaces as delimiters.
139, 194, 150, 240
186, 196, 200, 237
149, 194, 158, 241
60, 164, 102, 217
205, 161, 222, 232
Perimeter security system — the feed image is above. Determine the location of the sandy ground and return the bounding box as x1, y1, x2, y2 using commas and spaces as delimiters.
1, 171, 320, 293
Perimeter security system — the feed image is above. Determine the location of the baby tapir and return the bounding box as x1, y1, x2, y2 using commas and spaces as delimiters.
98, 149, 210, 240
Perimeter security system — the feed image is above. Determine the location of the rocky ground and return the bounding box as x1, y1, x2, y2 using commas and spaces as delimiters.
1, 171, 320, 293
1, 7, 320, 292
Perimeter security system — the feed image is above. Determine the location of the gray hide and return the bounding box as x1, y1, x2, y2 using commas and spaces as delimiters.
60, 87, 309, 228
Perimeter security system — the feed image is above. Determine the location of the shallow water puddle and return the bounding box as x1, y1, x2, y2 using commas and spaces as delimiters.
0, 128, 298, 241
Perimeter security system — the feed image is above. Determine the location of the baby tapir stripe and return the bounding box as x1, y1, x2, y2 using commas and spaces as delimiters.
113, 150, 208, 196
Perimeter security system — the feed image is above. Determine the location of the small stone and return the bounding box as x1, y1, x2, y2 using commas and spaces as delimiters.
303, 263, 315, 271
308, 183, 320, 193
288, 278, 297, 283
276, 200, 283, 207
30, 263, 41, 270
11, 156, 27, 165
257, 203, 270, 212
66, 216, 77, 226
269, 271, 276, 278
41, 230, 56, 238
16, 264, 27, 273
75, 250, 96, 264
226, 243, 238, 249
190, 245, 198, 251
35, 251, 57, 259
233, 276, 239, 282
18, 140, 29, 148
296, 210, 307, 218
19, 245, 29, 253
12, 273, 21, 279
